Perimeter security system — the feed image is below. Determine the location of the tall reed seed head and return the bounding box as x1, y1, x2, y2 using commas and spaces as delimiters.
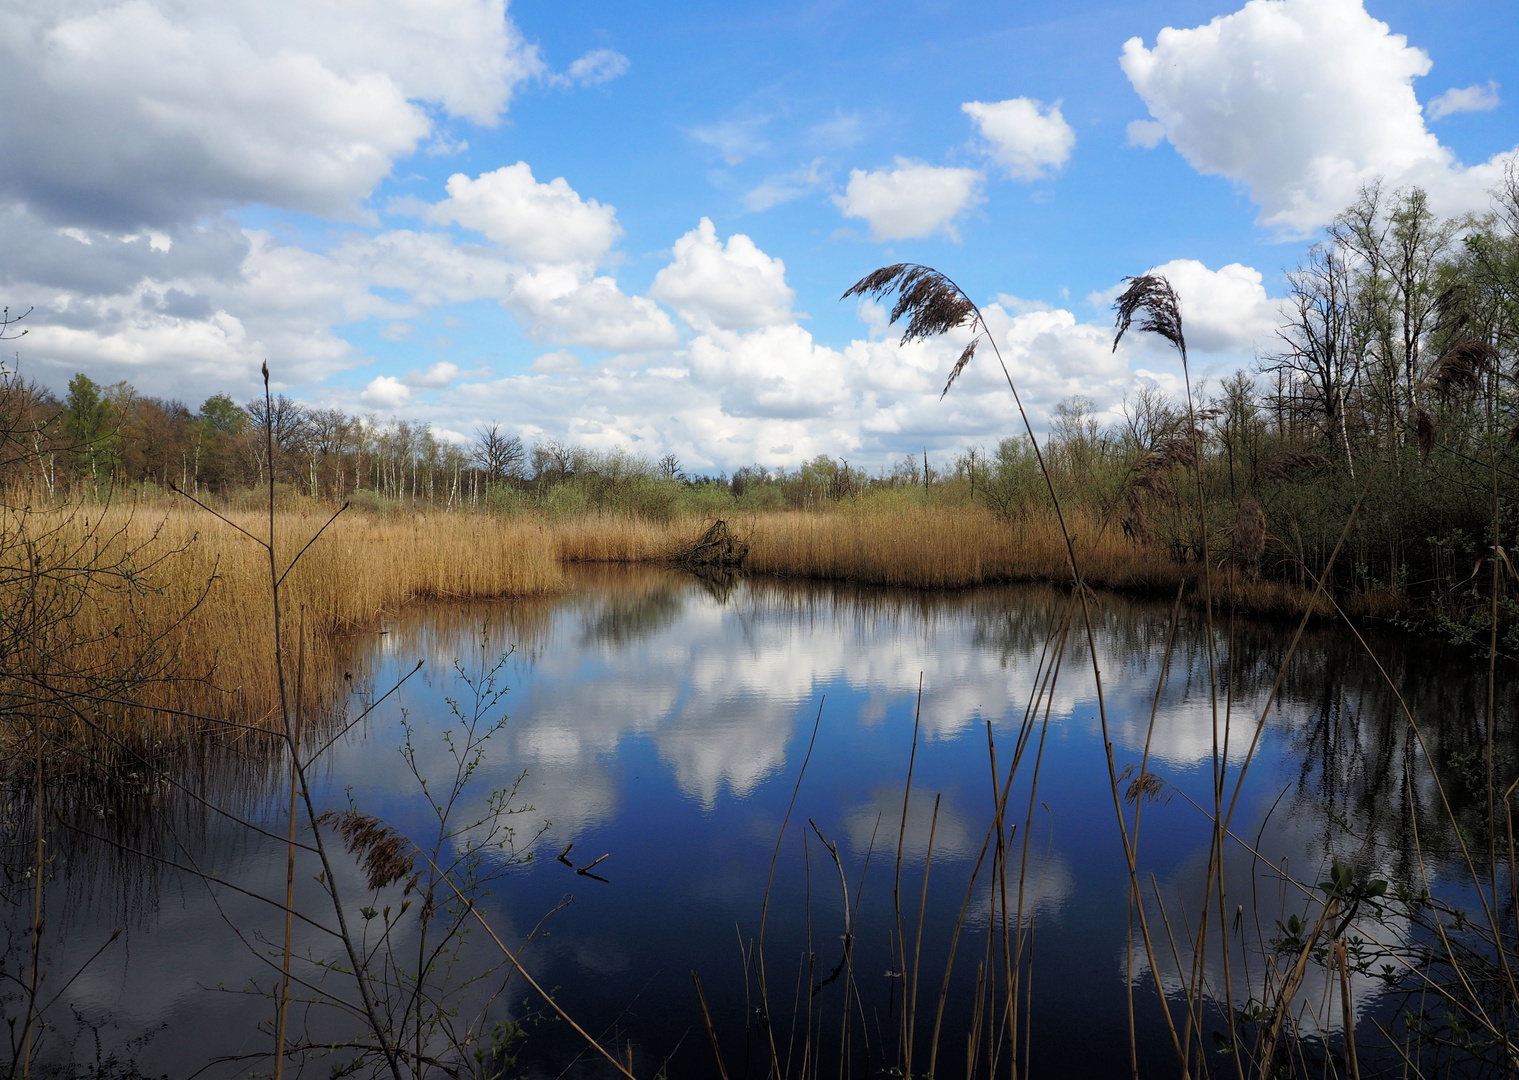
1120, 492, 1150, 544
317, 809, 419, 892
1432, 337, 1496, 403
1261, 450, 1329, 482
842, 264, 983, 397
1112, 275, 1186, 359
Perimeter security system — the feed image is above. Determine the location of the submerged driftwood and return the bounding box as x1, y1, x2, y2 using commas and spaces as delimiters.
671, 518, 749, 569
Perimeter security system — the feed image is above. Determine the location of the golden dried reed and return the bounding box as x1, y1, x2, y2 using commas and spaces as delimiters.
4, 506, 564, 737
547, 513, 690, 562
744, 503, 1169, 590
550, 503, 1337, 616
5, 500, 1342, 746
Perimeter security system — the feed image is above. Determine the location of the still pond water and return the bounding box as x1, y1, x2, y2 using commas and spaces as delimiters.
31, 566, 1510, 1077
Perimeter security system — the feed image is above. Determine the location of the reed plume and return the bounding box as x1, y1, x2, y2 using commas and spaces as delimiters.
841, 264, 983, 397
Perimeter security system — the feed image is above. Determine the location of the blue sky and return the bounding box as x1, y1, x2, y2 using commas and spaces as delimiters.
2, 0, 1515, 470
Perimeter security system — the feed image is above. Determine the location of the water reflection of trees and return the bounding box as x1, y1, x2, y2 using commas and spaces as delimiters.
580, 581, 685, 647
976, 585, 1514, 887
1244, 622, 1513, 881
1129, 618, 1517, 1075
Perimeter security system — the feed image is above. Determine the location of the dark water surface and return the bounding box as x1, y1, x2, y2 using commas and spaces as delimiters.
22, 566, 1513, 1078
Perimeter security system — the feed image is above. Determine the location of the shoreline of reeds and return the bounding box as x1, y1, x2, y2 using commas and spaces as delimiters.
546, 503, 1388, 622
3, 499, 1413, 747
0, 503, 566, 740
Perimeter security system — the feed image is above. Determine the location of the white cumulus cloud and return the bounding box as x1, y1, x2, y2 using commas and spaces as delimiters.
834, 159, 984, 241
0, 1, 1303, 471
0, 0, 591, 404
1085, 260, 1280, 358
428, 163, 622, 265
649, 218, 795, 333
410, 361, 460, 388
687, 323, 854, 421
1144, 259, 1280, 354
1120, 0, 1519, 232
530, 350, 581, 374
284, 248, 1288, 473
361, 375, 412, 409
3, 204, 676, 403
509, 270, 679, 350
962, 98, 1076, 179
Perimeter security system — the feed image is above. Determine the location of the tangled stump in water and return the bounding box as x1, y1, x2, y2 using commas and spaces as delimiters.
671, 519, 749, 569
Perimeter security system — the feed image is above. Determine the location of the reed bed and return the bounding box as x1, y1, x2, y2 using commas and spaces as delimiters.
547, 512, 690, 562
548, 503, 1338, 616
745, 502, 1146, 588
0, 504, 564, 741
2, 497, 1347, 753
716, 504, 1331, 617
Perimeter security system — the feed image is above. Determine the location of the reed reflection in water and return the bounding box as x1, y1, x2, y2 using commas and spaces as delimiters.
14, 565, 1510, 1078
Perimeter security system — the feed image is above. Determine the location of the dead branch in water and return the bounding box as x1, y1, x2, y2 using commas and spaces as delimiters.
669, 518, 750, 569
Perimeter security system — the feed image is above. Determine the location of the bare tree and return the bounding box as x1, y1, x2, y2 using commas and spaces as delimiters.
1330, 182, 1454, 425
244, 393, 309, 486
1265, 242, 1364, 473
472, 423, 525, 484
1118, 384, 1182, 453
1049, 395, 1105, 480
304, 407, 354, 498
531, 437, 575, 481
657, 452, 683, 481
244, 393, 308, 449
953, 445, 984, 501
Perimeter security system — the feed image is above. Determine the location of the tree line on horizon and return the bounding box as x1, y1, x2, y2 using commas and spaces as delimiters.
0, 366, 899, 509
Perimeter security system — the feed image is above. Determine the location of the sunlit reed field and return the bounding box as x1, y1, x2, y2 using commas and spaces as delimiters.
0, 504, 564, 741
552, 500, 1339, 614
0, 496, 1356, 751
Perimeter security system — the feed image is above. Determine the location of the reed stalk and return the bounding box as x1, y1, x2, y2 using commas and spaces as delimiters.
757, 700, 825, 1079
892, 679, 922, 1069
